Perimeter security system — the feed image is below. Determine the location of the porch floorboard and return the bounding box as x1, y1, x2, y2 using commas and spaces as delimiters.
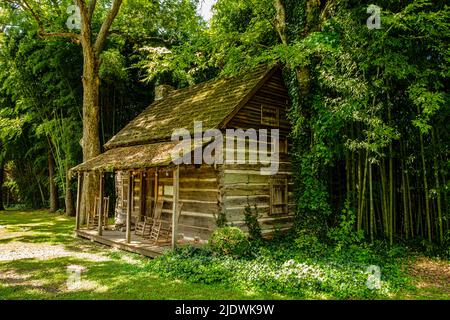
76, 228, 170, 258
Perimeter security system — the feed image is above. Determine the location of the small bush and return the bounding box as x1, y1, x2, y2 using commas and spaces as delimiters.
243, 203, 262, 242
295, 230, 327, 256
209, 227, 250, 257
327, 201, 364, 251
216, 210, 227, 227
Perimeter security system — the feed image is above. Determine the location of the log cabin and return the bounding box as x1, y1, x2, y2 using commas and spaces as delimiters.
71, 64, 295, 257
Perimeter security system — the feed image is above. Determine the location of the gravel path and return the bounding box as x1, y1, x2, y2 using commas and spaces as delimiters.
0, 242, 111, 262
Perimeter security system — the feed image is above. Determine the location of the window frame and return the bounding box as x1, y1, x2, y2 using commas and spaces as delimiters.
260, 104, 280, 127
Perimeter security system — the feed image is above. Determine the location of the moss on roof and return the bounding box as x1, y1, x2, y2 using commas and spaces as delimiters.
104, 64, 277, 150
71, 142, 177, 172
72, 64, 280, 172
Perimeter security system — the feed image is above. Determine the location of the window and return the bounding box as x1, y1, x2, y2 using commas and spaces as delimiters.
261, 105, 279, 126
164, 185, 174, 196
270, 178, 288, 215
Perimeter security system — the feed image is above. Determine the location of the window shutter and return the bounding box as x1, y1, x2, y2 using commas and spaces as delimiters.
270, 177, 288, 215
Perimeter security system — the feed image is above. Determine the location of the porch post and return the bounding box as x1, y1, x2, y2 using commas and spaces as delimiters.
75, 172, 82, 231
153, 168, 158, 212
126, 171, 133, 243
171, 165, 180, 249
98, 171, 104, 236
140, 171, 145, 217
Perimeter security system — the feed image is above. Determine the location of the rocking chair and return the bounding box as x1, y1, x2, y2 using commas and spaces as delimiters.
87, 196, 109, 229
149, 202, 183, 244
135, 199, 164, 237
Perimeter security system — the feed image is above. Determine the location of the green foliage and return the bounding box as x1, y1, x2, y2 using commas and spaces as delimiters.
208, 227, 250, 257
181, 0, 450, 245
243, 202, 262, 242
151, 238, 413, 299
294, 230, 327, 257
100, 49, 129, 84
215, 210, 228, 227
0, 28, 83, 207
327, 201, 365, 251
0, 0, 202, 209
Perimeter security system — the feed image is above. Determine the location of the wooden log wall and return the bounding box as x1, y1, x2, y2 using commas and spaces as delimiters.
155, 166, 221, 241
176, 165, 220, 240
115, 166, 221, 241
221, 68, 295, 236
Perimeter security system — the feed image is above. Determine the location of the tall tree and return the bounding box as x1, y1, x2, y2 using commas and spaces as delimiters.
3, 0, 124, 220
0, 157, 4, 211
48, 149, 58, 212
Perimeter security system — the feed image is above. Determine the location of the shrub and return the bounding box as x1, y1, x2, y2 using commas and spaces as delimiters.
149, 241, 406, 299
209, 227, 250, 257
243, 203, 262, 242
327, 201, 364, 251
216, 210, 227, 227
294, 230, 327, 256
148, 248, 233, 284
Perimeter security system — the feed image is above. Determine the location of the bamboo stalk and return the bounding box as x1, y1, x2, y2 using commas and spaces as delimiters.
431, 129, 443, 243
401, 158, 409, 240
369, 160, 374, 241
380, 161, 389, 237
418, 124, 432, 242
358, 150, 369, 232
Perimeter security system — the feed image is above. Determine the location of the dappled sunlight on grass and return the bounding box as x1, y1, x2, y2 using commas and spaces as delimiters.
0, 254, 287, 299
0, 210, 290, 300
1, 209, 446, 300
0, 210, 75, 245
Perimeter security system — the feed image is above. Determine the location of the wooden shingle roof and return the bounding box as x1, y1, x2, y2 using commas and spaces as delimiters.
71, 142, 177, 172
104, 64, 278, 150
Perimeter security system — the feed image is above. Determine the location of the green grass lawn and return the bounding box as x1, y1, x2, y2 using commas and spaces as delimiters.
0, 210, 288, 299
0, 210, 448, 300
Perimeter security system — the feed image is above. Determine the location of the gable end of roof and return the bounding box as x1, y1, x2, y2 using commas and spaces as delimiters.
104, 64, 281, 150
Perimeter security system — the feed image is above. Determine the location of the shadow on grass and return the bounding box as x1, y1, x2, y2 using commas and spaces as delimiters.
0, 210, 291, 300
0, 255, 288, 300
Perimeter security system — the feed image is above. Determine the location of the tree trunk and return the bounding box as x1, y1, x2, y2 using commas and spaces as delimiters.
388, 122, 394, 245
273, 0, 287, 45
48, 151, 58, 212
0, 160, 5, 211
76, 0, 123, 225
401, 158, 409, 240
380, 160, 389, 237
65, 170, 75, 216
79, 44, 101, 224
405, 167, 414, 238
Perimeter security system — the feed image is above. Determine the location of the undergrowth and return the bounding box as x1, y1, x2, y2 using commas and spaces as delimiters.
147, 231, 415, 299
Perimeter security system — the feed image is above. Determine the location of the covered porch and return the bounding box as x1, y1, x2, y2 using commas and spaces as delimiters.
71, 142, 184, 258
76, 229, 169, 258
